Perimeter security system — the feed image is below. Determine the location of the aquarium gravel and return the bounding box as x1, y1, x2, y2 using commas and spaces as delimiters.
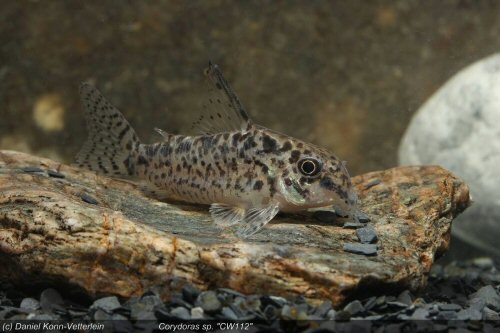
0, 258, 499, 332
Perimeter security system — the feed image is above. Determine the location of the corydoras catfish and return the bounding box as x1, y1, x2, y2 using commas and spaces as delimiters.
77, 63, 359, 238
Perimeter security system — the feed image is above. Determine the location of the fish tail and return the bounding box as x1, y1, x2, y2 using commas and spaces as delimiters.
76, 83, 140, 178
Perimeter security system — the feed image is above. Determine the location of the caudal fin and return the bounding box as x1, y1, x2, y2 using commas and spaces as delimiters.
76, 83, 140, 177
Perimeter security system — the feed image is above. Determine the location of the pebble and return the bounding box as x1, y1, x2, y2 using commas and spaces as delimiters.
221, 306, 238, 320
80, 193, 98, 205
354, 211, 371, 223
410, 307, 429, 320
182, 284, 201, 303
312, 210, 338, 223
343, 243, 378, 256
342, 222, 365, 229
263, 304, 279, 320
482, 306, 500, 321
170, 295, 193, 309
472, 257, 494, 269
436, 310, 457, 320
93, 308, 112, 320
91, 296, 121, 313
364, 178, 381, 189
21, 166, 44, 173
313, 300, 332, 317
170, 306, 190, 320
334, 310, 351, 321
47, 170, 65, 178
437, 303, 462, 311
261, 295, 287, 307
0, 257, 499, 328
343, 300, 364, 316
190, 306, 204, 319
334, 208, 349, 217
196, 291, 221, 313
19, 298, 40, 311
397, 290, 413, 306
39, 288, 64, 312
468, 285, 500, 310
355, 225, 378, 243
387, 301, 408, 309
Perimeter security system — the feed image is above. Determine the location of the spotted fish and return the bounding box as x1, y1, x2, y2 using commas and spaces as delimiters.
76, 63, 359, 238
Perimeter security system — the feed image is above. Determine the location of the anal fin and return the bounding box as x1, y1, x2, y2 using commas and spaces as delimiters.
209, 203, 246, 228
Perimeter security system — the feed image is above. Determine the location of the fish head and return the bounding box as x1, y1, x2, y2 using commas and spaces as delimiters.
274, 142, 358, 214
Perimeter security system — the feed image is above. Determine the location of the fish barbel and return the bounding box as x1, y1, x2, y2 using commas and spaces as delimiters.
77, 62, 358, 238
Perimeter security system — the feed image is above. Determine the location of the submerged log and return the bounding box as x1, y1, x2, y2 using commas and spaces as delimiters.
0, 150, 470, 306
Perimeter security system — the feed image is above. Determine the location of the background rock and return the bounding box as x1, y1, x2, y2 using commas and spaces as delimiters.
399, 53, 500, 257
0, 150, 469, 306
2, 2, 500, 176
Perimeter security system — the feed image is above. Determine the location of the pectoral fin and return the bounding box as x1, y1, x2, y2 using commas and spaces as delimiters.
210, 202, 280, 238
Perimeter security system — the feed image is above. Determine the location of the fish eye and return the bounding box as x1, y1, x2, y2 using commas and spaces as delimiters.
298, 158, 322, 177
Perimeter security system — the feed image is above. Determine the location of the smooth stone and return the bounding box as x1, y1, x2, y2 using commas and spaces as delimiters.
263, 305, 279, 320
410, 308, 429, 320
387, 301, 408, 309
241, 295, 261, 312
39, 288, 64, 312
140, 295, 163, 307
30, 313, 59, 320
93, 309, 112, 320
472, 257, 494, 269
364, 178, 381, 190
170, 306, 190, 320
313, 210, 338, 223
20, 298, 40, 311
468, 285, 500, 310
343, 243, 378, 256
221, 307, 239, 320
344, 300, 364, 316
195, 291, 222, 313
182, 284, 200, 303
326, 309, 336, 320
461, 307, 482, 321
437, 303, 462, 311
91, 296, 121, 313
334, 310, 351, 321
436, 310, 457, 320
343, 222, 365, 229
80, 193, 98, 205
190, 306, 204, 319
399, 53, 500, 256
21, 166, 44, 173
363, 297, 377, 311
170, 295, 193, 309
397, 290, 413, 306
280, 304, 294, 320
313, 300, 333, 317
111, 313, 128, 320
354, 210, 371, 223
216, 288, 245, 298
482, 307, 500, 321
47, 170, 65, 178
261, 295, 287, 307
355, 225, 378, 243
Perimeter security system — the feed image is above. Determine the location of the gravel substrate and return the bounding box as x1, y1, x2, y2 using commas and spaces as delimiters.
1, 258, 499, 332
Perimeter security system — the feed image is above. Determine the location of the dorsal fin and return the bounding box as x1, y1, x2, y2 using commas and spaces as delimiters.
154, 127, 170, 141
191, 62, 253, 135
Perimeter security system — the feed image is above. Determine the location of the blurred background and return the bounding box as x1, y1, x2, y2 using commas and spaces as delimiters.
1, 1, 499, 257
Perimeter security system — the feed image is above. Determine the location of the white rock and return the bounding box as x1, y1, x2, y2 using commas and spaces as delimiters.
399, 53, 500, 256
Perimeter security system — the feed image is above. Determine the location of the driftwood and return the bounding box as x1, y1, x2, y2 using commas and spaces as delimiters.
0, 150, 470, 306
